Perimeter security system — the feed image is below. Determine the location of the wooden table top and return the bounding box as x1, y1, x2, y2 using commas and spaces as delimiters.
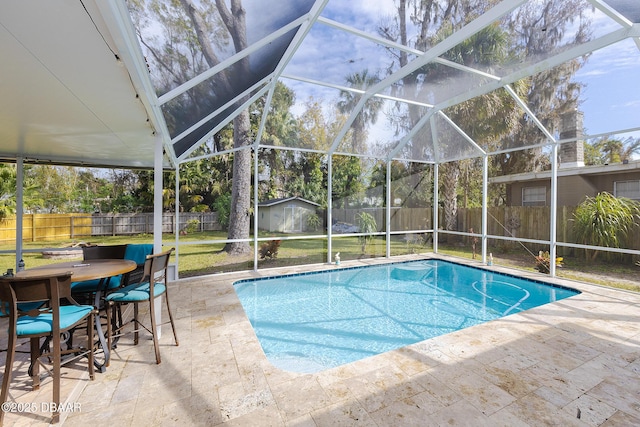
16, 259, 137, 282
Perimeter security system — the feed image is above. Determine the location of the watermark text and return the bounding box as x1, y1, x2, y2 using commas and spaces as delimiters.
2, 401, 81, 413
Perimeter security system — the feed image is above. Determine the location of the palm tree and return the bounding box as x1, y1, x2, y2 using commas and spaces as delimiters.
337, 70, 384, 153
599, 138, 624, 164
434, 23, 521, 233
589, 136, 640, 165
620, 137, 640, 162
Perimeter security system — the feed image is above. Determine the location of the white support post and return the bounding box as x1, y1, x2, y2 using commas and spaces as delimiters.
154, 136, 164, 337
173, 164, 180, 281
433, 163, 439, 253
481, 155, 488, 263
327, 155, 333, 264
386, 160, 391, 258
154, 136, 164, 253
16, 157, 24, 271
253, 148, 259, 271
550, 142, 559, 276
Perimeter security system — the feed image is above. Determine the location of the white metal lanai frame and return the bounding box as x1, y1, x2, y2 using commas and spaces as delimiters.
1, 0, 639, 276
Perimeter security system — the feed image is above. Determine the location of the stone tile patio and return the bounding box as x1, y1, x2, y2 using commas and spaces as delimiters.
2, 254, 640, 426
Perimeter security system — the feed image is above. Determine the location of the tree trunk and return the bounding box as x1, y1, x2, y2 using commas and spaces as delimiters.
223, 110, 252, 255
214, 0, 252, 255
441, 163, 460, 233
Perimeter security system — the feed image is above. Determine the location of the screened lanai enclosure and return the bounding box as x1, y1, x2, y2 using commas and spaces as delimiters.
1, 0, 639, 279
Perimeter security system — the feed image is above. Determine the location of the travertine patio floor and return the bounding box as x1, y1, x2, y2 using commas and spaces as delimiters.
2, 254, 640, 426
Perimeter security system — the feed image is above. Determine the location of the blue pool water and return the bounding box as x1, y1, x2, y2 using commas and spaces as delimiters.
233, 259, 579, 373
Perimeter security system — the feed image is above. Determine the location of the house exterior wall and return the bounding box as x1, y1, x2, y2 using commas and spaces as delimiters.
507, 170, 640, 206
585, 171, 640, 199
557, 176, 598, 206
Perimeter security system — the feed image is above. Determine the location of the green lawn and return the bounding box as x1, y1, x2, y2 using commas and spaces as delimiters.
0, 232, 427, 277
2, 232, 638, 293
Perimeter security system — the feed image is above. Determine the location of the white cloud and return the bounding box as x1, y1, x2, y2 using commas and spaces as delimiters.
622, 99, 640, 108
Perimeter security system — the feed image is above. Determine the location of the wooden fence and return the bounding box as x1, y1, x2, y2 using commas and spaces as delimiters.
334, 206, 640, 252
332, 207, 432, 232
456, 206, 640, 251
2, 208, 638, 251
0, 212, 220, 243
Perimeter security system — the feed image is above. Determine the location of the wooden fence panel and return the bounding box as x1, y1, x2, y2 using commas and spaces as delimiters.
0, 212, 220, 243
1, 209, 636, 250
0, 214, 91, 243
331, 208, 432, 232
459, 206, 640, 251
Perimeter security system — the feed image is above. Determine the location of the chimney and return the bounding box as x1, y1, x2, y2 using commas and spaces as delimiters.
559, 109, 585, 168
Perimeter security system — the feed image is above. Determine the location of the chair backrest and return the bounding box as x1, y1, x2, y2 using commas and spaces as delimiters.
0, 272, 75, 334
141, 248, 174, 286
83, 244, 127, 261
124, 244, 154, 265
122, 244, 154, 285
0, 280, 16, 319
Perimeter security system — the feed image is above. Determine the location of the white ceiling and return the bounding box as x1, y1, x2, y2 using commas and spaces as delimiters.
0, 1, 162, 169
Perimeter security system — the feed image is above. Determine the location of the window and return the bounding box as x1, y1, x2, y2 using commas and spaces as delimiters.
614, 180, 640, 200
522, 186, 546, 206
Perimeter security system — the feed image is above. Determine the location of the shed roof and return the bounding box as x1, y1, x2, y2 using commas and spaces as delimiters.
258, 197, 320, 207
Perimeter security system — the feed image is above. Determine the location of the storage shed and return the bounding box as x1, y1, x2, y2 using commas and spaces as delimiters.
258, 197, 320, 233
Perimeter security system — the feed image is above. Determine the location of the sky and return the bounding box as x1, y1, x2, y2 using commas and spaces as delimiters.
277, 0, 640, 153
577, 37, 640, 138
574, 4, 640, 141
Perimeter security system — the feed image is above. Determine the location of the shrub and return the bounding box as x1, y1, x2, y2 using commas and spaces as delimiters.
212, 193, 231, 229
534, 251, 563, 274
259, 240, 281, 260
572, 192, 640, 262
356, 212, 377, 253
307, 213, 321, 231
184, 219, 200, 234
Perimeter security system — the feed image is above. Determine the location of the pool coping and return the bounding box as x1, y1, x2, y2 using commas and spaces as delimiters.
48, 252, 640, 426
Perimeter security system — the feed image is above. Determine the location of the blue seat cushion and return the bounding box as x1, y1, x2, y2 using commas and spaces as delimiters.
16, 305, 94, 335
105, 281, 166, 303
71, 275, 122, 293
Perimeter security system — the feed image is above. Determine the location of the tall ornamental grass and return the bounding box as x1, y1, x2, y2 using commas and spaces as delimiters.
572, 192, 640, 262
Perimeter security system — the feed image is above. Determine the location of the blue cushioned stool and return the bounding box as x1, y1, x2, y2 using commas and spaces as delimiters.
106, 248, 178, 364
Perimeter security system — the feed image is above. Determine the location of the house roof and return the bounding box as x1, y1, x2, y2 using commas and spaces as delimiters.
258, 197, 320, 207
490, 160, 640, 184
0, 1, 638, 169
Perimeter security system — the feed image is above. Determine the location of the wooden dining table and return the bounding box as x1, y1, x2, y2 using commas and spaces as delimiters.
16, 259, 136, 282
17, 259, 137, 371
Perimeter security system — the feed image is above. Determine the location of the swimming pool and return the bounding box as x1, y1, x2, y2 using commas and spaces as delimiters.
233, 259, 579, 373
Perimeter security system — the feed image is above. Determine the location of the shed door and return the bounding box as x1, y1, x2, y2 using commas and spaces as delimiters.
284, 206, 302, 232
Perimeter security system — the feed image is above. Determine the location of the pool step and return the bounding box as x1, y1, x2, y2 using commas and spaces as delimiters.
391, 264, 434, 281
